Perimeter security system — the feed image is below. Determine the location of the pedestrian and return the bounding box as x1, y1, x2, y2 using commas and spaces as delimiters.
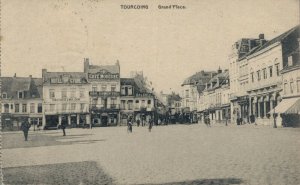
20, 119, 31, 141
137, 119, 140, 127
61, 122, 67, 136
127, 119, 133, 133
148, 118, 153, 132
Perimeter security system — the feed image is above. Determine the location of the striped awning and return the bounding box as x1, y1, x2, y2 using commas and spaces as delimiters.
269, 98, 300, 114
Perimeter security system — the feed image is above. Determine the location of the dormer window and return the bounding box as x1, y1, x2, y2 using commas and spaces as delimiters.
18, 91, 24, 99
2, 93, 7, 99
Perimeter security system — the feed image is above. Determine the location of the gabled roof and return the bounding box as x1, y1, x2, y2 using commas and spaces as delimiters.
182, 71, 217, 86
1, 77, 42, 99
87, 64, 119, 74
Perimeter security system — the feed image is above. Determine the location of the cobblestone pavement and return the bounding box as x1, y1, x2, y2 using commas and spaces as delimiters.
2, 124, 300, 185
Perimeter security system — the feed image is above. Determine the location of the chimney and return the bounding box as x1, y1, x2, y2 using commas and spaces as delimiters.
217, 66, 222, 74
29, 75, 32, 78
14, 73, 16, 77
84, 58, 89, 73
259, 33, 264, 39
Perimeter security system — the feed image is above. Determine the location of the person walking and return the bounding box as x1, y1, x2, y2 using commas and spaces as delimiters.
20, 119, 31, 141
127, 118, 133, 133
137, 119, 140, 127
148, 118, 153, 132
61, 122, 67, 136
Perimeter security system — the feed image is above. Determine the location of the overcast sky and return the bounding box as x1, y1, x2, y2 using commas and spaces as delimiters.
2, 0, 299, 93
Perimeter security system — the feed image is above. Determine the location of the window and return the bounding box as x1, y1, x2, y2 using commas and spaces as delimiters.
38, 103, 42, 113
284, 83, 288, 94
49, 89, 55, 99
141, 100, 145, 107
50, 104, 55, 112
121, 87, 125, 95
185, 90, 189, 98
288, 56, 293, 66
2, 93, 7, 99
22, 104, 27, 113
92, 85, 97, 92
61, 89, 67, 98
147, 100, 151, 108
128, 87, 133, 95
275, 63, 280, 76
71, 103, 76, 110
80, 103, 85, 111
70, 88, 76, 98
111, 85, 116, 92
62, 104, 67, 111
111, 97, 117, 108
257, 70, 261, 81
251, 72, 254, 82
80, 90, 84, 98
92, 99, 97, 107
30, 103, 35, 113
263, 68, 267, 79
15, 104, 19, 113
101, 85, 107, 91
269, 66, 273, 78
4, 104, 9, 113
290, 81, 294, 94
135, 100, 139, 109
121, 100, 126, 109
11, 104, 13, 109
18, 91, 24, 99
128, 100, 133, 110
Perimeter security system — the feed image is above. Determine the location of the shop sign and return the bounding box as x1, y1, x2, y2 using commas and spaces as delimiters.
50, 75, 87, 84
88, 70, 119, 80
52, 97, 81, 101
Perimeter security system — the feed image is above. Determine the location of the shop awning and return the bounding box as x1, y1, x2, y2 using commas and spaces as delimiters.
269, 98, 300, 114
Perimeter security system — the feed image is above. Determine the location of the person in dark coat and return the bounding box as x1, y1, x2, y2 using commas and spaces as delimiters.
61, 122, 67, 136
20, 119, 31, 141
148, 118, 153, 132
127, 118, 133, 133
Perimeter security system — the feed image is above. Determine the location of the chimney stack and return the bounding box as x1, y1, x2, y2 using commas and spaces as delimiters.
29, 75, 32, 78
84, 58, 89, 73
14, 73, 16, 77
259, 33, 264, 39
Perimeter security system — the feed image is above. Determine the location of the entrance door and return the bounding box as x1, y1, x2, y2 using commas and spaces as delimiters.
101, 116, 108, 127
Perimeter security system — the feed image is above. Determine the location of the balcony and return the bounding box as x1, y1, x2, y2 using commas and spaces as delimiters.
89, 91, 120, 97
90, 104, 120, 111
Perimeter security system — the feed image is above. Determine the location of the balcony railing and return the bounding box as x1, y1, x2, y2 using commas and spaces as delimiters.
90, 104, 120, 111
89, 91, 120, 97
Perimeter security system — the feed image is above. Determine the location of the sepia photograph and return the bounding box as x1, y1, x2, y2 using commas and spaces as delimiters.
1, 0, 300, 184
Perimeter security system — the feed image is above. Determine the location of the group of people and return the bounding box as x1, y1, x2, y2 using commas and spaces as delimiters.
127, 117, 153, 133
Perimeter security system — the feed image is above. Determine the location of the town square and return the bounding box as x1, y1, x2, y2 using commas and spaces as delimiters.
2, 124, 300, 185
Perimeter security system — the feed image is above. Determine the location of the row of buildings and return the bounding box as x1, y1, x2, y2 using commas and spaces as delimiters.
1, 59, 164, 130
181, 25, 300, 127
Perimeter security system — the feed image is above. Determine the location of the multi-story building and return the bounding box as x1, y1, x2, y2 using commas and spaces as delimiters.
198, 69, 230, 124
119, 77, 155, 125
1, 75, 43, 130
181, 70, 217, 123
42, 70, 90, 129
229, 35, 267, 124
245, 26, 299, 126
272, 39, 300, 127
84, 59, 121, 126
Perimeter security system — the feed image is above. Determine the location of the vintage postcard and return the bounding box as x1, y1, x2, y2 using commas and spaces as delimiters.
1, 0, 300, 184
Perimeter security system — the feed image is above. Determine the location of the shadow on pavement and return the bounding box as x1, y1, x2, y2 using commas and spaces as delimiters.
3, 161, 115, 185
2, 132, 105, 149
137, 178, 244, 185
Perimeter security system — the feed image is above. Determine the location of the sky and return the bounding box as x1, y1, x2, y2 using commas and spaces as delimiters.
1, 0, 299, 93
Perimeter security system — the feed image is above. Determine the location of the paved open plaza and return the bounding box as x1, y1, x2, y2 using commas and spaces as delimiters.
2, 124, 300, 185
